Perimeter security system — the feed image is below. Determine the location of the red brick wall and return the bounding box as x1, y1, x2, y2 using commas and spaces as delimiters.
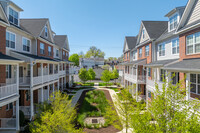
33, 90, 38, 104
0, 65, 6, 84
62, 49, 69, 60
0, 25, 6, 54
123, 51, 130, 62
179, 27, 200, 61
137, 42, 152, 64
37, 39, 53, 59
20, 90, 30, 106
0, 105, 13, 118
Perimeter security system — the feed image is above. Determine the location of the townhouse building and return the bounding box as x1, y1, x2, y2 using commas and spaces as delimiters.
0, 0, 74, 132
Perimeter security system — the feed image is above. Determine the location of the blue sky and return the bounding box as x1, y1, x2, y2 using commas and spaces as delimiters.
14, 0, 188, 58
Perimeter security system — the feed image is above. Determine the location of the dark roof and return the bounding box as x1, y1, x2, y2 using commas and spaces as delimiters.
121, 59, 146, 66
178, 19, 200, 32
164, 58, 200, 72
165, 6, 185, 17
20, 19, 48, 37
54, 35, 68, 50
125, 36, 138, 50
14, 51, 58, 62
156, 29, 176, 43
142, 21, 168, 40
144, 59, 178, 67
0, 52, 21, 61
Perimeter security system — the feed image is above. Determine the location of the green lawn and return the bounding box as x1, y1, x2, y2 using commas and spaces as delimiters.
98, 82, 114, 86
75, 82, 94, 86
77, 90, 110, 128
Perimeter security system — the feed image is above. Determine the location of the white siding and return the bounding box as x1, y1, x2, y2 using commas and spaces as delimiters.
156, 37, 179, 61
186, 0, 200, 25
139, 27, 149, 43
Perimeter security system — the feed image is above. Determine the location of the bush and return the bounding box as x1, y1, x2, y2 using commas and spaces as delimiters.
19, 110, 25, 127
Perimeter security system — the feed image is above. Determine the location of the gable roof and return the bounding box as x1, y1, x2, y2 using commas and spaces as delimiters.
20, 18, 48, 37
123, 36, 137, 52
165, 6, 185, 17
54, 35, 70, 51
142, 21, 168, 40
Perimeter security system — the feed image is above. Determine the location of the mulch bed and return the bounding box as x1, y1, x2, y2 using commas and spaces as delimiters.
76, 90, 121, 133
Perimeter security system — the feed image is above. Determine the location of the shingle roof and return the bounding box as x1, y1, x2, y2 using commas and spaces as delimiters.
0, 52, 21, 61
156, 29, 176, 43
54, 35, 68, 50
142, 21, 168, 40
20, 19, 48, 37
125, 36, 137, 50
144, 59, 178, 67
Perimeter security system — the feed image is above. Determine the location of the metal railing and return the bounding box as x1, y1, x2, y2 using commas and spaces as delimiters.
0, 118, 16, 129
0, 83, 18, 100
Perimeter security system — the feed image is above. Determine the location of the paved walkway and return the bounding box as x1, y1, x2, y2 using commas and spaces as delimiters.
71, 84, 134, 133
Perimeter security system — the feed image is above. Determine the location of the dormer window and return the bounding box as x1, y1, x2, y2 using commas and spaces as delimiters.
9, 7, 19, 25
169, 14, 178, 31
44, 26, 48, 38
142, 29, 145, 39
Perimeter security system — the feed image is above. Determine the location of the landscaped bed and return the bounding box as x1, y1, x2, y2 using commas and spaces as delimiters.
76, 90, 122, 133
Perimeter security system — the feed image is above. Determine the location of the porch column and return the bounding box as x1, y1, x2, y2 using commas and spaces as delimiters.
58, 81, 59, 91
62, 77, 64, 90
16, 99, 20, 131
136, 65, 138, 102
41, 63, 43, 82
166, 71, 171, 88
30, 90, 34, 119
30, 62, 34, 87
53, 64, 55, 74
186, 73, 190, 101
53, 83, 55, 93
47, 85, 50, 100
41, 87, 44, 102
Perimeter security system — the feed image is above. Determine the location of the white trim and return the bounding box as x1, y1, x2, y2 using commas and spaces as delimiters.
6, 30, 16, 50
22, 37, 31, 53
171, 38, 179, 55
7, 6, 20, 26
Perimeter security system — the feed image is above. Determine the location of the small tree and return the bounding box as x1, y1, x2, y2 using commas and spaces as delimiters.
101, 70, 112, 87
88, 68, 96, 82
69, 53, 79, 66
78, 68, 89, 84
30, 92, 83, 133
112, 68, 119, 84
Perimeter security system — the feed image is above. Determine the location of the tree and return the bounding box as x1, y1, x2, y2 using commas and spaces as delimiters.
30, 92, 83, 133
69, 54, 79, 66
78, 68, 89, 84
85, 46, 105, 58
78, 51, 85, 58
101, 70, 112, 86
102, 64, 110, 70
112, 68, 119, 84
88, 68, 96, 82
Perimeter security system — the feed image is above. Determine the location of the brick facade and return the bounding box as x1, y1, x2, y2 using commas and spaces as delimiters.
0, 26, 6, 84
37, 39, 54, 59
62, 49, 69, 60
137, 42, 152, 64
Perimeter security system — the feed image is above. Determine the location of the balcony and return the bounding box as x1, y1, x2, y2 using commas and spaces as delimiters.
0, 118, 16, 129
124, 73, 137, 83
146, 78, 164, 91
58, 70, 66, 76
19, 77, 30, 86
13, 106, 31, 116
0, 82, 18, 100
119, 70, 123, 77
138, 75, 146, 84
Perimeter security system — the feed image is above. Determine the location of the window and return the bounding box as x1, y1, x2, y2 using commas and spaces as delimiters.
148, 91, 151, 98
145, 45, 149, 56
132, 51, 136, 60
171, 72, 179, 85
9, 7, 19, 25
148, 68, 151, 77
190, 74, 200, 94
6, 103, 13, 111
63, 51, 65, 56
139, 48, 142, 58
27, 64, 30, 76
48, 46, 52, 56
56, 49, 59, 57
6, 32, 15, 49
172, 39, 179, 54
23, 38, 31, 52
186, 32, 200, 54
169, 14, 178, 31
40, 43, 45, 54
66, 52, 68, 58
142, 28, 145, 39
44, 26, 48, 38
6, 65, 11, 79
160, 69, 166, 82
158, 43, 165, 56
25, 91, 30, 101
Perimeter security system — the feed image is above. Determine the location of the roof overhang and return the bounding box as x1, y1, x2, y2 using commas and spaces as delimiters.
144, 59, 179, 68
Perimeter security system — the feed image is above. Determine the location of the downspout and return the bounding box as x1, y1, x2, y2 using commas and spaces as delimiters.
35, 37, 37, 55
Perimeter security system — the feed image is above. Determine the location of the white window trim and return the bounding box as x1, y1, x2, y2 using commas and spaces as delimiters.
190, 74, 200, 95
139, 48, 142, 58
8, 6, 19, 26
22, 37, 31, 53
40, 43, 45, 54
56, 48, 59, 57
48, 46, 52, 56
158, 43, 165, 57
186, 32, 200, 55
168, 13, 179, 32
6, 31, 16, 50
44, 25, 48, 38
171, 38, 179, 55
145, 45, 149, 57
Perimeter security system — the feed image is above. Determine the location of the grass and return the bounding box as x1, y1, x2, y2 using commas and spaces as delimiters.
75, 82, 94, 86
98, 82, 114, 86
72, 87, 94, 91
77, 90, 110, 128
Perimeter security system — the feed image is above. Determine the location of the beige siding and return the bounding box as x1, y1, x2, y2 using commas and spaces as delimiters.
186, 0, 200, 25
40, 25, 52, 42
139, 27, 149, 43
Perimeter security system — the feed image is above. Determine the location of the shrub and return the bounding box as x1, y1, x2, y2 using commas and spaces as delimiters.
19, 110, 25, 127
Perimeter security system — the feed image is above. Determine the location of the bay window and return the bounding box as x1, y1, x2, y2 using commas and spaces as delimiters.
186, 32, 200, 54
158, 43, 165, 56
56, 49, 59, 57
23, 38, 31, 52
132, 51, 136, 60
6, 32, 15, 49
172, 39, 179, 54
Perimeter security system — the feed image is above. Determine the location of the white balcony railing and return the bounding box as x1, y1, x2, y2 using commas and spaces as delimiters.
146, 78, 164, 91
19, 77, 30, 85
119, 71, 123, 77
0, 84, 17, 100
13, 106, 31, 116
58, 70, 66, 76
138, 75, 146, 83
33, 76, 43, 86
124, 73, 137, 83
0, 118, 16, 129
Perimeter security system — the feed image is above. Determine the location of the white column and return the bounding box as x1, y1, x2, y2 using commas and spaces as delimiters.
41, 63, 43, 79
30, 63, 33, 87
62, 77, 64, 90
16, 99, 20, 131
47, 85, 50, 101
53, 64, 55, 74
58, 81, 59, 91
166, 71, 171, 87
53, 83, 55, 93
41, 87, 44, 102
30, 90, 34, 119
136, 65, 138, 102
186, 73, 190, 101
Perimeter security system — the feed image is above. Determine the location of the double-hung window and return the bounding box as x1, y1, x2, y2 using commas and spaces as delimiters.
23, 38, 31, 52
6, 32, 15, 49
132, 51, 136, 60
44, 26, 48, 38
186, 32, 200, 54
190, 74, 200, 94
160, 69, 166, 82
6, 65, 11, 79
172, 39, 179, 54
158, 43, 165, 56
48, 46, 52, 56
40, 43, 45, 54
9, 7, 19, 25
139, 48, 142, 58
145, 45, 149, 56
6, 103, 13, 111
142, 28, 145, 39
56, 49, 59, 57
169, 14, 178, 31
171, 72, 179, 85
148, 68, 151, 77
